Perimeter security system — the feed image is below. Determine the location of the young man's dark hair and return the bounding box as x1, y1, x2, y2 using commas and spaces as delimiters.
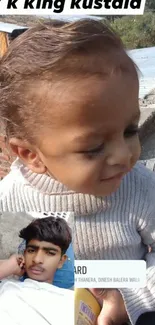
19, 216, 72, 254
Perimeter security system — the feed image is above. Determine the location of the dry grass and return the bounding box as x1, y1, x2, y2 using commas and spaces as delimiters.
0, 15, 55, 27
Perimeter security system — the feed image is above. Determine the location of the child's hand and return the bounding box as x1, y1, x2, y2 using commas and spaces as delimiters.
8, 254, 25, 277
90, 288, 128, 325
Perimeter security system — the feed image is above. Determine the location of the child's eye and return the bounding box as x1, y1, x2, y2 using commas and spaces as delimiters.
81, 143, 104, 157
124, 125, 139, 138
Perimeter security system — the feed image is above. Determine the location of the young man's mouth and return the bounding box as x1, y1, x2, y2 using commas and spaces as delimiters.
29, 266, 44, 275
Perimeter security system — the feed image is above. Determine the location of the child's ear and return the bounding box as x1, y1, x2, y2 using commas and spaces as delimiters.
57, 255, 68, 269
9, 138, 47, 174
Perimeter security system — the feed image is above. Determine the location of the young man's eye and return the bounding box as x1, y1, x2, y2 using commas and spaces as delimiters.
124, 125, 139, 138
47, 251, 56, 256
27, 249, 35, 253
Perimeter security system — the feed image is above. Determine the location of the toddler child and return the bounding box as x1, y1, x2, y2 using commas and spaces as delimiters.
0, 19, 155, 324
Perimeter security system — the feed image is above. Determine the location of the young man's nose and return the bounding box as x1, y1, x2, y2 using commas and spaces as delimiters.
33, 251, 44, 264
106, 140, 132, 169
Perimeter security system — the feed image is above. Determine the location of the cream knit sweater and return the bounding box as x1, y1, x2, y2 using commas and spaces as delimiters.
1, 158, 155, 325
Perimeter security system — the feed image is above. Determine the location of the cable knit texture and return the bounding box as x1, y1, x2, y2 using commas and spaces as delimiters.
0, 158, 107, 214
1, 158, 155, 324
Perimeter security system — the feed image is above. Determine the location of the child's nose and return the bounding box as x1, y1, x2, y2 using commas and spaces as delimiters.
106, 140, 132, 169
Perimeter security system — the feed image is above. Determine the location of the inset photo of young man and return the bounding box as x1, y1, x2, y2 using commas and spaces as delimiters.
0, 211, 74, 325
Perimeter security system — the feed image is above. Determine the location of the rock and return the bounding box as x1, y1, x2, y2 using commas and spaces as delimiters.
0, 212, 33, 259
139, 88, 155, 159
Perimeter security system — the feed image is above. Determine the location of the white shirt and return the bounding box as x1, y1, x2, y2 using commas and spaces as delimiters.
0, 279, 74, 325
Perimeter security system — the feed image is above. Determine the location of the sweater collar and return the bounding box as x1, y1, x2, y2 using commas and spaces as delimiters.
11, 158, 109, 216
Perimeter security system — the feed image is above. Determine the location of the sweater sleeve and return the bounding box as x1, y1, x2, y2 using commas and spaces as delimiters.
119, 174, 155, 325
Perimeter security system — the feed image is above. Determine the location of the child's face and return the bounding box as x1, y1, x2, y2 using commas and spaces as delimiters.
36, 71, 140, 196
24, 239, 67, 283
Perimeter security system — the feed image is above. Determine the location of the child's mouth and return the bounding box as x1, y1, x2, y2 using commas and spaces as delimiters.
101, 172, 125, 182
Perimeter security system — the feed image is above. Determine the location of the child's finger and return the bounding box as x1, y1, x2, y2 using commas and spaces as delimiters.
19, 262, 25, 269
17, 258, 22, 265
97, 314, 114, 325
17, 255, 24, 263
89, 288, 106, 305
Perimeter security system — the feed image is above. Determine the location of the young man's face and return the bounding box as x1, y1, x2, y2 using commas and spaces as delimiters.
36, 71, 141, 196
24, 239, 67, 283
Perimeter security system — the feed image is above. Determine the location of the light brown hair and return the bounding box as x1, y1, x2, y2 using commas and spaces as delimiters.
0, 19, 137, 143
